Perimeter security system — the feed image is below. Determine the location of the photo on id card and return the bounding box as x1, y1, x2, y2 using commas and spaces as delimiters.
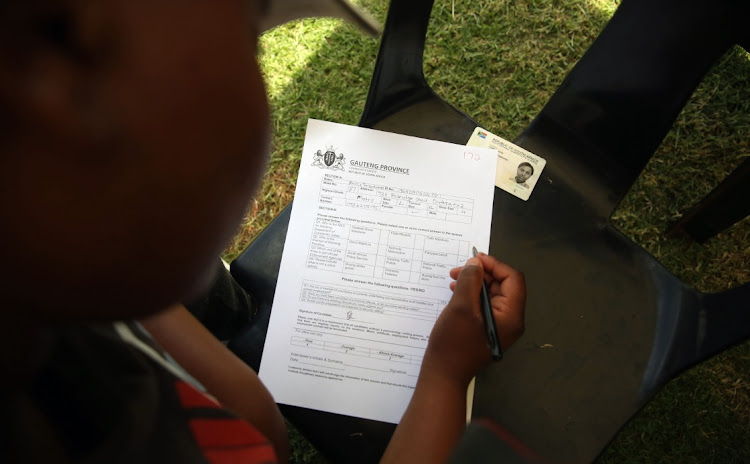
466, 127, 546, 201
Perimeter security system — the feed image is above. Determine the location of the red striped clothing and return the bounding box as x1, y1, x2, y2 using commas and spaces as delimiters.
6, 322, 276, 464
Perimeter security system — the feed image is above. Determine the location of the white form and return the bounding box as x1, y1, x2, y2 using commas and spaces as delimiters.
258, 119, 498, 424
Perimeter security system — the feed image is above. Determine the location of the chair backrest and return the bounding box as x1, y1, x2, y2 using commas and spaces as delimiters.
357, 0, 479, 142
230, 0, 750, 461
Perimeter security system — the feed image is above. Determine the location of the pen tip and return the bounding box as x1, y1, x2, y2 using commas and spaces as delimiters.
472, 246, 478, 256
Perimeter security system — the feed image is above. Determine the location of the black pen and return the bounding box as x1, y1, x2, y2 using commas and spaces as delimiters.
473, 246, 502, 361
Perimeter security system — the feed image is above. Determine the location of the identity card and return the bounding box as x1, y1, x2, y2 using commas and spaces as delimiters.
466, 127, 546, 201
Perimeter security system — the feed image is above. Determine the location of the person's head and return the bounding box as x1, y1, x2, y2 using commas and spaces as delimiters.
515, 162, 534, 184
0, 0, 270, 322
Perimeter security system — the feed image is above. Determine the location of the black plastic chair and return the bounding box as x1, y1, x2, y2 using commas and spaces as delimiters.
229, 0, 750, 461
668, 156, 750, 243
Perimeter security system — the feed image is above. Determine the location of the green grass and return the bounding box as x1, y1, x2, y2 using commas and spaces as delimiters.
224, 0, 750, 462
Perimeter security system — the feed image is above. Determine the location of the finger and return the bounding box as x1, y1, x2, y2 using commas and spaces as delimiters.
476, 254, 521, 282
499, 270, 527, 309
450, 253, 495, 279
493, 307, 525, 351
449, 265, 463, 280
451, 256, 523, 290
448, 257, 484, 313
487, 268, 526, 299
488, 277, 526, 351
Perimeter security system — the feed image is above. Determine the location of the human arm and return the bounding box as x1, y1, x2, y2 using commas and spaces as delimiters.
141, 304, 289, 463
380, 254, 526, 463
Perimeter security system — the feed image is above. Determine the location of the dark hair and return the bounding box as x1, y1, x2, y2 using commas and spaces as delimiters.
518, 162, 534, 176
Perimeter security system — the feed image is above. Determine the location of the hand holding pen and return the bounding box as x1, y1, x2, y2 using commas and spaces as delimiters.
450, 251, 526, 355
422, 252, 526, 387
472, 246, 502, 361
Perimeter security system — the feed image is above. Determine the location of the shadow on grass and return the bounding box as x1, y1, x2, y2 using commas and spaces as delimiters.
611, 46, 750, 293
231, 0, 749, 462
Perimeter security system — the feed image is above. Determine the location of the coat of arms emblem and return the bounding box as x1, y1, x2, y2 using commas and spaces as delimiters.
312, 146, 345, 170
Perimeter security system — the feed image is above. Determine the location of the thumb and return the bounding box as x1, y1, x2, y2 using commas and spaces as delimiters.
450, 257, 484, 310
